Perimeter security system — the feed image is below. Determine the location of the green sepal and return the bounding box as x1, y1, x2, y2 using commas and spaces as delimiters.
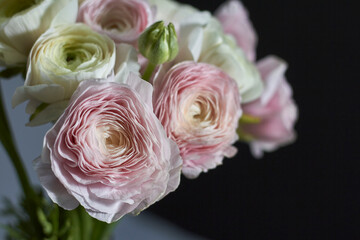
29, 102, 49, 122
239, 114, 261, 124
237, 114, 261, 142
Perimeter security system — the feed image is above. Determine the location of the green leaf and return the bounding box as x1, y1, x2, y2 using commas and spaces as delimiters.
49, 204, 59, 238
58, 218, 71, 239
0, 224, 27, 240
37, 207, 53, 236
1, 192, 58, 240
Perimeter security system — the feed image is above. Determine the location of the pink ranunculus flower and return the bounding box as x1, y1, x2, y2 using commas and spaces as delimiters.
153, 61, 242, 178
34, 74, 182, 223
215, 0, 257, 62
78, 0, 154, 45
239, 56, 298, 158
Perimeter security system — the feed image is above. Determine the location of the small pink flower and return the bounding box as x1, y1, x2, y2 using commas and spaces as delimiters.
34, 75, 182, 223
78, 0, 154, 45
240, 56, 298, 158
153, 62, 242, 178
215, 0, 257, 62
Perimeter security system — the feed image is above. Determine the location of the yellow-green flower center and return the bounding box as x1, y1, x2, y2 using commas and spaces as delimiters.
62, 47, 90, 71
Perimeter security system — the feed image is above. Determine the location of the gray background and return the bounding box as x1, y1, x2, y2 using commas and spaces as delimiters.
0, 76, 206, 240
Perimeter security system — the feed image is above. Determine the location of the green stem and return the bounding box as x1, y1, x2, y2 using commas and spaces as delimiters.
0, 82, 36, 200
91, 220, 117, 240
67, 209, 81, 240
142, 62, 157, 82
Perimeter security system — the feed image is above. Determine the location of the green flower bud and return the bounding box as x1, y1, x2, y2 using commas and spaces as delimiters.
138, 21, 179, 65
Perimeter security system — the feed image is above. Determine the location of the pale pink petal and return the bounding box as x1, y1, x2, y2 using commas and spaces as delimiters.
240, 55, 298, 157
78, 0, 154, 45
215, 0, 257, 61
36, 76, 182, 223
34, 157, 79, 210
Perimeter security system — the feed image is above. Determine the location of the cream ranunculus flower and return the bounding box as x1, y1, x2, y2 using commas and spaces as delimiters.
0, 0, 78, 67
12, 23, 139, 126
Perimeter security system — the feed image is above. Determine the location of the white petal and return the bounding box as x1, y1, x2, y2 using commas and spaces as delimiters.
49, 0, 78, 27
0, 42, 27, 66
12, 84, 65, 107
113, 43, 140, 82
25, 99, 41, 114
179, 25, 203, 62
26, 100, 69, 126
1, 0, 78, 57
149, 0, 198, 28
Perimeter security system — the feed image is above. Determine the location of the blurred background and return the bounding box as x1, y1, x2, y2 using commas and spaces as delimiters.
1, 0, 359, 239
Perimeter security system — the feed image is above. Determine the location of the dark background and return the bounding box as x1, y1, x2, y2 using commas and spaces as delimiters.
150, 0, 360, 239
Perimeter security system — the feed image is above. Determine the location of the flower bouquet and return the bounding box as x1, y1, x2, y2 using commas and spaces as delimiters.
0, 0, 298, 239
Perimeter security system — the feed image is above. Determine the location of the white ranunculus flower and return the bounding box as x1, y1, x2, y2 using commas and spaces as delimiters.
12, 23, 140, 126
0, 0, 78, 66
199, 20, 263, 103
176, 15, 263, 103
148, 0, 197, 30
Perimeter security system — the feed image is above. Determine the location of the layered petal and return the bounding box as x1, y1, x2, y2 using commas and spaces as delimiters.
215, 0, 257, 61
153, 61, 241, 178
12, 24, 140, 126
78, 0, 154, 45
174, 14, 263, 103
35, 77, 182, 223
239, 56, 298, 157
0, 0, 78, 66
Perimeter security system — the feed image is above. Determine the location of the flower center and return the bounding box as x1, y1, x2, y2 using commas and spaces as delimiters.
95, 1, 140, 35
96, 124, 128, 156
103, 19, 130, 32
66, 53, 76, 63
104, 129, 125, 150
61, 44, 94, 71
185, 95, 216, 128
